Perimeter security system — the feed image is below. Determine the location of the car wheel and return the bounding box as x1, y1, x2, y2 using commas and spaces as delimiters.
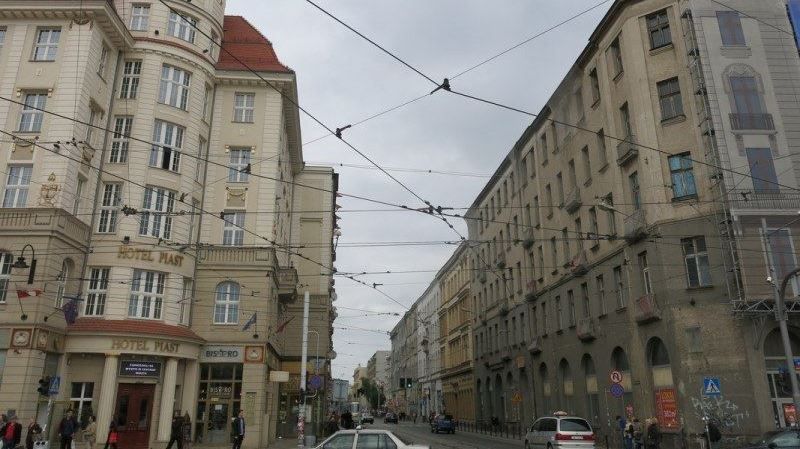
525, 441, 530, 449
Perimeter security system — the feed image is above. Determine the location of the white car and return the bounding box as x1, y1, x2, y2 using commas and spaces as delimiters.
525, 413, 595, 449
316, 429, 430, 449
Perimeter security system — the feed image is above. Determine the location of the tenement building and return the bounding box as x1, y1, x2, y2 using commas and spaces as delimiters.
462, 0, 800, 446
0, 1, 336, 448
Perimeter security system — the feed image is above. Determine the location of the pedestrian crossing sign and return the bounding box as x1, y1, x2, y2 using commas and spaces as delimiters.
702, 377, 721, 397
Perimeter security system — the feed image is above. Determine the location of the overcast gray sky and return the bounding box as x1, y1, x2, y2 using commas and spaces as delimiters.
225, 0, 614, 380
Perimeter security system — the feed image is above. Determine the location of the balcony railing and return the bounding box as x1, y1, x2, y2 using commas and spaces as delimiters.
576, 317, 596, 341
569, 250, 588, 276
623, 209, 648, 241
634, 293, 661, 324
727, 189, 800, 211
522, 227, 535, 249
0, 207, 90, 245
565, 187, 582, 214
729, 113, 774, 131
528, 335, 543, 354
616, 134, 638, 166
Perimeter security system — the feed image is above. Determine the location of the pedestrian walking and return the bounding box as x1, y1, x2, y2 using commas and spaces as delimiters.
645, 418, 661, 449
230, 410, 245, 449
84, 416, 97, 449
58, 410, 79, 449
102, 422, 118, 449
165, 412, 184, 449
25, 418, 42, 449
632, 418, 643, 449
182, 412, 192, 449
0, 413, 22, 449
623, 419, 634, 449
325, 413, 339, 436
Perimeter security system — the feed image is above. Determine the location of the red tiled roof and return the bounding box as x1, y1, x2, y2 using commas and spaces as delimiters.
68, 318, 204, 342
217, 16, 292, 73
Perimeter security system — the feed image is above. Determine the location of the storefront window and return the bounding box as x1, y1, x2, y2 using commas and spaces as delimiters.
196, 363, 242, 443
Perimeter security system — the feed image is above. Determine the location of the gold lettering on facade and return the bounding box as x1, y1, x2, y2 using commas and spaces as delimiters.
111, 338, 180, 353
117, 246, 183, 267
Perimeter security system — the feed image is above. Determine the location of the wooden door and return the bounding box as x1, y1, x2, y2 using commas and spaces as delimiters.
115, 383, 155, 449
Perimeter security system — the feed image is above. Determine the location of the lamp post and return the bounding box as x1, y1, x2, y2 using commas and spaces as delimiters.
12, 244, 37, 284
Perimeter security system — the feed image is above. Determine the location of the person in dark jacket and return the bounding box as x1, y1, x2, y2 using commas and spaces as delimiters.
58, 410, 79, 449
165, 412, 184, 449
1, 413, 22, 449
231, 410, 245, 449
25, 418, 42, 449
645, 418, 661, 449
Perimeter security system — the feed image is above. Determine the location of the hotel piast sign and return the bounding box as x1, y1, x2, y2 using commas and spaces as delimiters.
118, 246, 184, 267
111, 338, 180, 354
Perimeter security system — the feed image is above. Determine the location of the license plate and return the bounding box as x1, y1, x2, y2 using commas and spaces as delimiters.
571, 436, 583, 440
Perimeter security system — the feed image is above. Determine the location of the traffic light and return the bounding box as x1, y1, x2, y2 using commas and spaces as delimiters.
406, 379, 412, 388
37, 377, 51, 396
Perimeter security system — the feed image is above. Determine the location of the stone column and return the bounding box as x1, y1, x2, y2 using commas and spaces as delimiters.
180, 359, 199, 419
95, 354, 118, 444
157, 358, 178, 441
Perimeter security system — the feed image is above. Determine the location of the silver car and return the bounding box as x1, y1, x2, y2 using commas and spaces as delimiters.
316, 429, 430, 449
525, 414, 595, 449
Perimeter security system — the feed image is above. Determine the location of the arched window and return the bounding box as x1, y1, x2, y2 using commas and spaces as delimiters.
583, 354, 600, 423
214, 281, 239, 324
0, 252, 12, 303
559, 359, 573, 413
611, 347, 633, 417
539, 363, 550, 415
56, 259, 73, 308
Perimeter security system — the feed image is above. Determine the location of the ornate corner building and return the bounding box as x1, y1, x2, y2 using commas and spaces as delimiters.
0, 1, 337, 448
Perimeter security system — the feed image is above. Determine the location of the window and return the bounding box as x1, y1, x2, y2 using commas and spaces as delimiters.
86, 109, 99, 148
683, 236, 711, 288
609, 37, 623, 77
70, 383, 94, 424
581, 146, 591, 182
355, 434, 397, 449
234, 93, 255, 123
195, 137, 207, 183
730, 76, 762, 114
629, 172, 641, 210
520, 155, 529, 179
222, 211, 245, 246
203, 85, 212, 122
97, 183, 121, 233
531, 199, 538, 228
228, 148, 251, 182
130, 4, 150, 31
768, 230, 800, 295
568, 160, 577, 189
0, 253, 12, 303
0, 28, 6, 50
322, 435, 355, 449
167, 11, 197, 43
567, 290, 576, 326
668, 153, 697, 199
597, 128, 607, 166
589, 68, 600, 104
647, 9, 672, 49
620, 103, 632, 137
574, 87, 584, 121
109, 116, 133, 163
550, 237, 558, 270
639, 252, 652, 295
596, 274, 606, 315
158, 65, 191, 110
605, 194, 616, 235
562, 228, 570, 264
19, 93, 46, 132
746, 148, 779, 192
73, 177, 85, 215
717, 11, 745, 46
97, 44, 110, 78
139, 186, 176, 239
129, 269, 166, 319
613, 265, 626, 308
540, 133, 548, 164
84, 268, 110, 316
33, 28, 60, 61
150, 120, 184, 172
55, 259, 69, 308
556, 173, 564, 206
657, 77, 683, 121
589, 207, 599, 241
3, 165, 32, 207
214, 281, 240, 324
120, 61, 142, 99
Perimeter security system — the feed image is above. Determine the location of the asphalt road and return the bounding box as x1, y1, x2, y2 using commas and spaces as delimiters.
369, 421, 525, 449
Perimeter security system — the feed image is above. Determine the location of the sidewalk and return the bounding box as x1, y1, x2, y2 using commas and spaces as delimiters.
268, 437, 303, 449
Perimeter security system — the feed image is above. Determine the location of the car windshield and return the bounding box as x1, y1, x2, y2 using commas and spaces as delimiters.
560, 419, 592, 432
750, 431, 785, 445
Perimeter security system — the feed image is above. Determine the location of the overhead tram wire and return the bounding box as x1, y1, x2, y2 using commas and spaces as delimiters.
302, 0, 612, 146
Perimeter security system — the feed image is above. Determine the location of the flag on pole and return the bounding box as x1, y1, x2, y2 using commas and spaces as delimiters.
17, 289, 43, 298
63, 297, 80, 325
242, 313, 257, 331
276, 316, 295, 334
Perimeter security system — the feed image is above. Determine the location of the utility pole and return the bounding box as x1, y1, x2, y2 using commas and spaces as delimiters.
298, 291, 310, 448
762, 219, 800, 418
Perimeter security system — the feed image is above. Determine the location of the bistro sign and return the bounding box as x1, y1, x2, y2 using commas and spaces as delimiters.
118, 246, 184, 267
200, 345, 243, 363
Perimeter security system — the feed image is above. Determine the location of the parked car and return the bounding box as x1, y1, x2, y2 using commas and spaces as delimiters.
430, 415, 455, 434
384, 412, 398, 424
361, 413, 375, 424
742, 429, 800, 449
316, 429, 430, 449
525, 413, 595, 449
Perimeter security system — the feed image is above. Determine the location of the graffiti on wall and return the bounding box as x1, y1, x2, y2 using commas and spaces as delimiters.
690, 396, 750, 429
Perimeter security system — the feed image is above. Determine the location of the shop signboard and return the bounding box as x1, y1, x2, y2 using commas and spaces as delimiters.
120, 360, 162, 377
654, 388, 679, 430
200, 345, 243, 363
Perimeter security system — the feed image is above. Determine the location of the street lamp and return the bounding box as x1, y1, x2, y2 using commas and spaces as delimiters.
13, 244, 37, 284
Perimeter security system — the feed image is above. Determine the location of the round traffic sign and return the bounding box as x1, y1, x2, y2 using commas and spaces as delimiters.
610, 383, 625, 398
310, 375, 323, 390
610, 370, 623, 384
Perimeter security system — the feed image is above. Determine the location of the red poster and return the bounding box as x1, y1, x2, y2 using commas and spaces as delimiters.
654, 388, 679, 430
784, 404, 797, 427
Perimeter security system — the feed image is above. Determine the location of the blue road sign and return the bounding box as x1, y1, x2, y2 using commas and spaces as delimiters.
702, 377, 721, 397
309, 375, 323, 390
48, 375, 61, 396
610, 383, 625, 398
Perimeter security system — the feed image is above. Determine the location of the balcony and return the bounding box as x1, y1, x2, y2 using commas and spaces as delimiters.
568, 250, 588, 276
277, 267, 298, 303
528, 335, 543, 355
495, 252, 507, 269
623, 209, 648, 242
524, 280, 538, 302
634, 293, 661, 324
0, 207, 90, 246
564, 187, 582, 214
576, 317, 596, 341
616, 134, 638, 166
729, 113, 774, 131
522, 227, 535, 249
727, 189, 800, 211
199, 246, 275, 267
